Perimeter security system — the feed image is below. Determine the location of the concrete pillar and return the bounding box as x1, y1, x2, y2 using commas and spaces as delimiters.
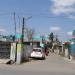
10, 43, 16, 62
16, 43, 22, 64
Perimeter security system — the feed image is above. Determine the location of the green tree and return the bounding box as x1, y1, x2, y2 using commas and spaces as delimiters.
49, 32, 54, 42
26, 28, 35, 41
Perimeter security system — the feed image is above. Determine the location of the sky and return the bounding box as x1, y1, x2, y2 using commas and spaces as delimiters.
0, 0, 75, 41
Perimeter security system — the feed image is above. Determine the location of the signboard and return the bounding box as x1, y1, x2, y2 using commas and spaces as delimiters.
16, 34, 22, 39
33, 36, 42, 41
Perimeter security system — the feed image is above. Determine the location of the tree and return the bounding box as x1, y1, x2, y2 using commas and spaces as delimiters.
26, 28, 35, 41
9, 35, 15, 41
49, 32, 54, 42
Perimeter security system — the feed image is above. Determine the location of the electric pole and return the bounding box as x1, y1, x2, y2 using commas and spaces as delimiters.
18, 16, 21, 34
21, 16, 32, 43
13, 12, 16, 42
21, 17, 25, 43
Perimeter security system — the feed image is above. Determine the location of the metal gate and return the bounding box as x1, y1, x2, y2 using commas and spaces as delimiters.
0, 41, 11, 59
22, 45, 33, 61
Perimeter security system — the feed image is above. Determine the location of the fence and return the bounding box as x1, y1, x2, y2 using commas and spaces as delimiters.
0, 41, 11, 59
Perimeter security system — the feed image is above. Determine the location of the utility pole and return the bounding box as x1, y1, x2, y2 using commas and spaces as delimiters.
16, 16, 32, 64
21, 16, 32, 42
18, 16, 21, 34
16, 17, 25, 64
13, 12, 16, 42
21, 17, 25, 43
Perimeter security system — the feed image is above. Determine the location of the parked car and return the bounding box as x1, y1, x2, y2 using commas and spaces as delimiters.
30, 48, 45, 59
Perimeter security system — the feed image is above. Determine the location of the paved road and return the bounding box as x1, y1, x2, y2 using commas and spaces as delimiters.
0, 53, 75, 75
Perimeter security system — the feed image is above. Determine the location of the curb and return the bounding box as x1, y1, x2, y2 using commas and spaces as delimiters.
0, 59, 10, 64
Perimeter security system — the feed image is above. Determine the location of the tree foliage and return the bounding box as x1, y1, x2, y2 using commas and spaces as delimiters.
49, 32, 54, 42
26, 28, 35, 41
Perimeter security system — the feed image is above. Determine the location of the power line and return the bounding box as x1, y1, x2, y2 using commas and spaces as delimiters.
0, 12, 72, 18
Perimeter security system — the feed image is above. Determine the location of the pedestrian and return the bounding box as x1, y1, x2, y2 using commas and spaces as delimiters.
44, 43, 48, 56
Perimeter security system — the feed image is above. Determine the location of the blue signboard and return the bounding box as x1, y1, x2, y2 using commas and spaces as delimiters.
70, 30, 75, 56
33, 36, 42, 41
16, 34, 22, 39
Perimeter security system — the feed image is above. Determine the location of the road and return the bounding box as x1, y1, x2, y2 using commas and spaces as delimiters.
0, 53, 75, 75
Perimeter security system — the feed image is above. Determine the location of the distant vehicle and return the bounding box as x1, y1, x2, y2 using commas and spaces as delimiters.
30, 48, 45, 59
